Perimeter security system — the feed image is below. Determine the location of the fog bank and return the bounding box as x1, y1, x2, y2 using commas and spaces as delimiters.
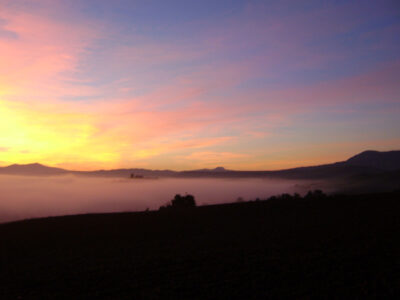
0, 175, 321, 223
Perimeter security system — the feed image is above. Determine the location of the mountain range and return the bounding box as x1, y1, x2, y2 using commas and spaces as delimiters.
0, 150, 399, 179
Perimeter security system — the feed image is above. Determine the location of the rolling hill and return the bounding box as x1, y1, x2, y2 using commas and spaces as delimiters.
0, 150, 399, 179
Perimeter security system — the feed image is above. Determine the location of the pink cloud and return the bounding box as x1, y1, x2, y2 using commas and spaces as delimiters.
215, 60, 400, 119
0, 4, 100, 101
268, 60, 400, 108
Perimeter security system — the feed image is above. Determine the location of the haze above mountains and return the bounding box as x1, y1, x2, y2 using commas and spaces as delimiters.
1, 150, 399, 180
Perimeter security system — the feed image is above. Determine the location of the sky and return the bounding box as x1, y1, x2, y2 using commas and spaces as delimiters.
0, 0, 399, 171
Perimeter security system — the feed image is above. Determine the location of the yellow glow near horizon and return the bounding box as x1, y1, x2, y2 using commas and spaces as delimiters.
0, 100, 119, 168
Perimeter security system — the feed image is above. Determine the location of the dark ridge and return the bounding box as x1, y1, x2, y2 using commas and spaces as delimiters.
0, 163, 67, 175
1, 150, 399, 178
346, 150, 400, 171
0, 191, 399, 298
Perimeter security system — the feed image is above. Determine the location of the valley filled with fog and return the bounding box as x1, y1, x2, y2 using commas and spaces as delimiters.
0, 175, 328, 223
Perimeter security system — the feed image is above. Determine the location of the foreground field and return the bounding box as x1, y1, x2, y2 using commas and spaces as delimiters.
1, 192, 399, 299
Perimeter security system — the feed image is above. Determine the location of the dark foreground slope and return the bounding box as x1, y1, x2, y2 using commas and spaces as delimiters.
1, 192, 399, 299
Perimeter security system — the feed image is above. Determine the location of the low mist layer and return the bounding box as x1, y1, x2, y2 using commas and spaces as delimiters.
0, 175, 322, 223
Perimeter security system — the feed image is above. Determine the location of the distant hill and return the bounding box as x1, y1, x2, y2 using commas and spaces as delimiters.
257, 150, 400, 179
0, 150, 399, 179
345, 150, 400, 171
78, 168, 177, 178
0, 163, 67, 175
187, 166, 228, 173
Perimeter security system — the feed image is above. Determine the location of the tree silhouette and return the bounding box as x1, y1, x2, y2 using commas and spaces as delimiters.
304, 189, 326, 200
171, 194, 196, 208
159, 194, 196, 210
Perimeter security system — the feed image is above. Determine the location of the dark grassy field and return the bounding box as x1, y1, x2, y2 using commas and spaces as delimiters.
1, 192, 399, 299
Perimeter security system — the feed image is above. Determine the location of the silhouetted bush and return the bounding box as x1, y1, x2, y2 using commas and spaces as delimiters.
263, 190, 328, 203
159, 194, 196, 210
171, 194, 196, 208
304, 189, 327, 200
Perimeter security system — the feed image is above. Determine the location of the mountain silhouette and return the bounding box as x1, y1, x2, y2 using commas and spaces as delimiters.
188, 166, 228, 172
0, 163, 67, 175
0, 150, 399, 178
345, 150, 400, 171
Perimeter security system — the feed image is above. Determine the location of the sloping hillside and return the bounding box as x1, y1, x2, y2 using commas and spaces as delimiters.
345, 150, 400, 171
1, 191, 399, 299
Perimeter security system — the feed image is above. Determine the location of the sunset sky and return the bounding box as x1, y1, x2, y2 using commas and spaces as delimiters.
0, 0, 399, 170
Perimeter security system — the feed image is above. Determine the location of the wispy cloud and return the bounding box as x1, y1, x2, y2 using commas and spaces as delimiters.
0, 0, 399, 170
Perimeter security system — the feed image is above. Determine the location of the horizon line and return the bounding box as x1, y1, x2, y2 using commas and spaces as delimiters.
1, 149, 399, 173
